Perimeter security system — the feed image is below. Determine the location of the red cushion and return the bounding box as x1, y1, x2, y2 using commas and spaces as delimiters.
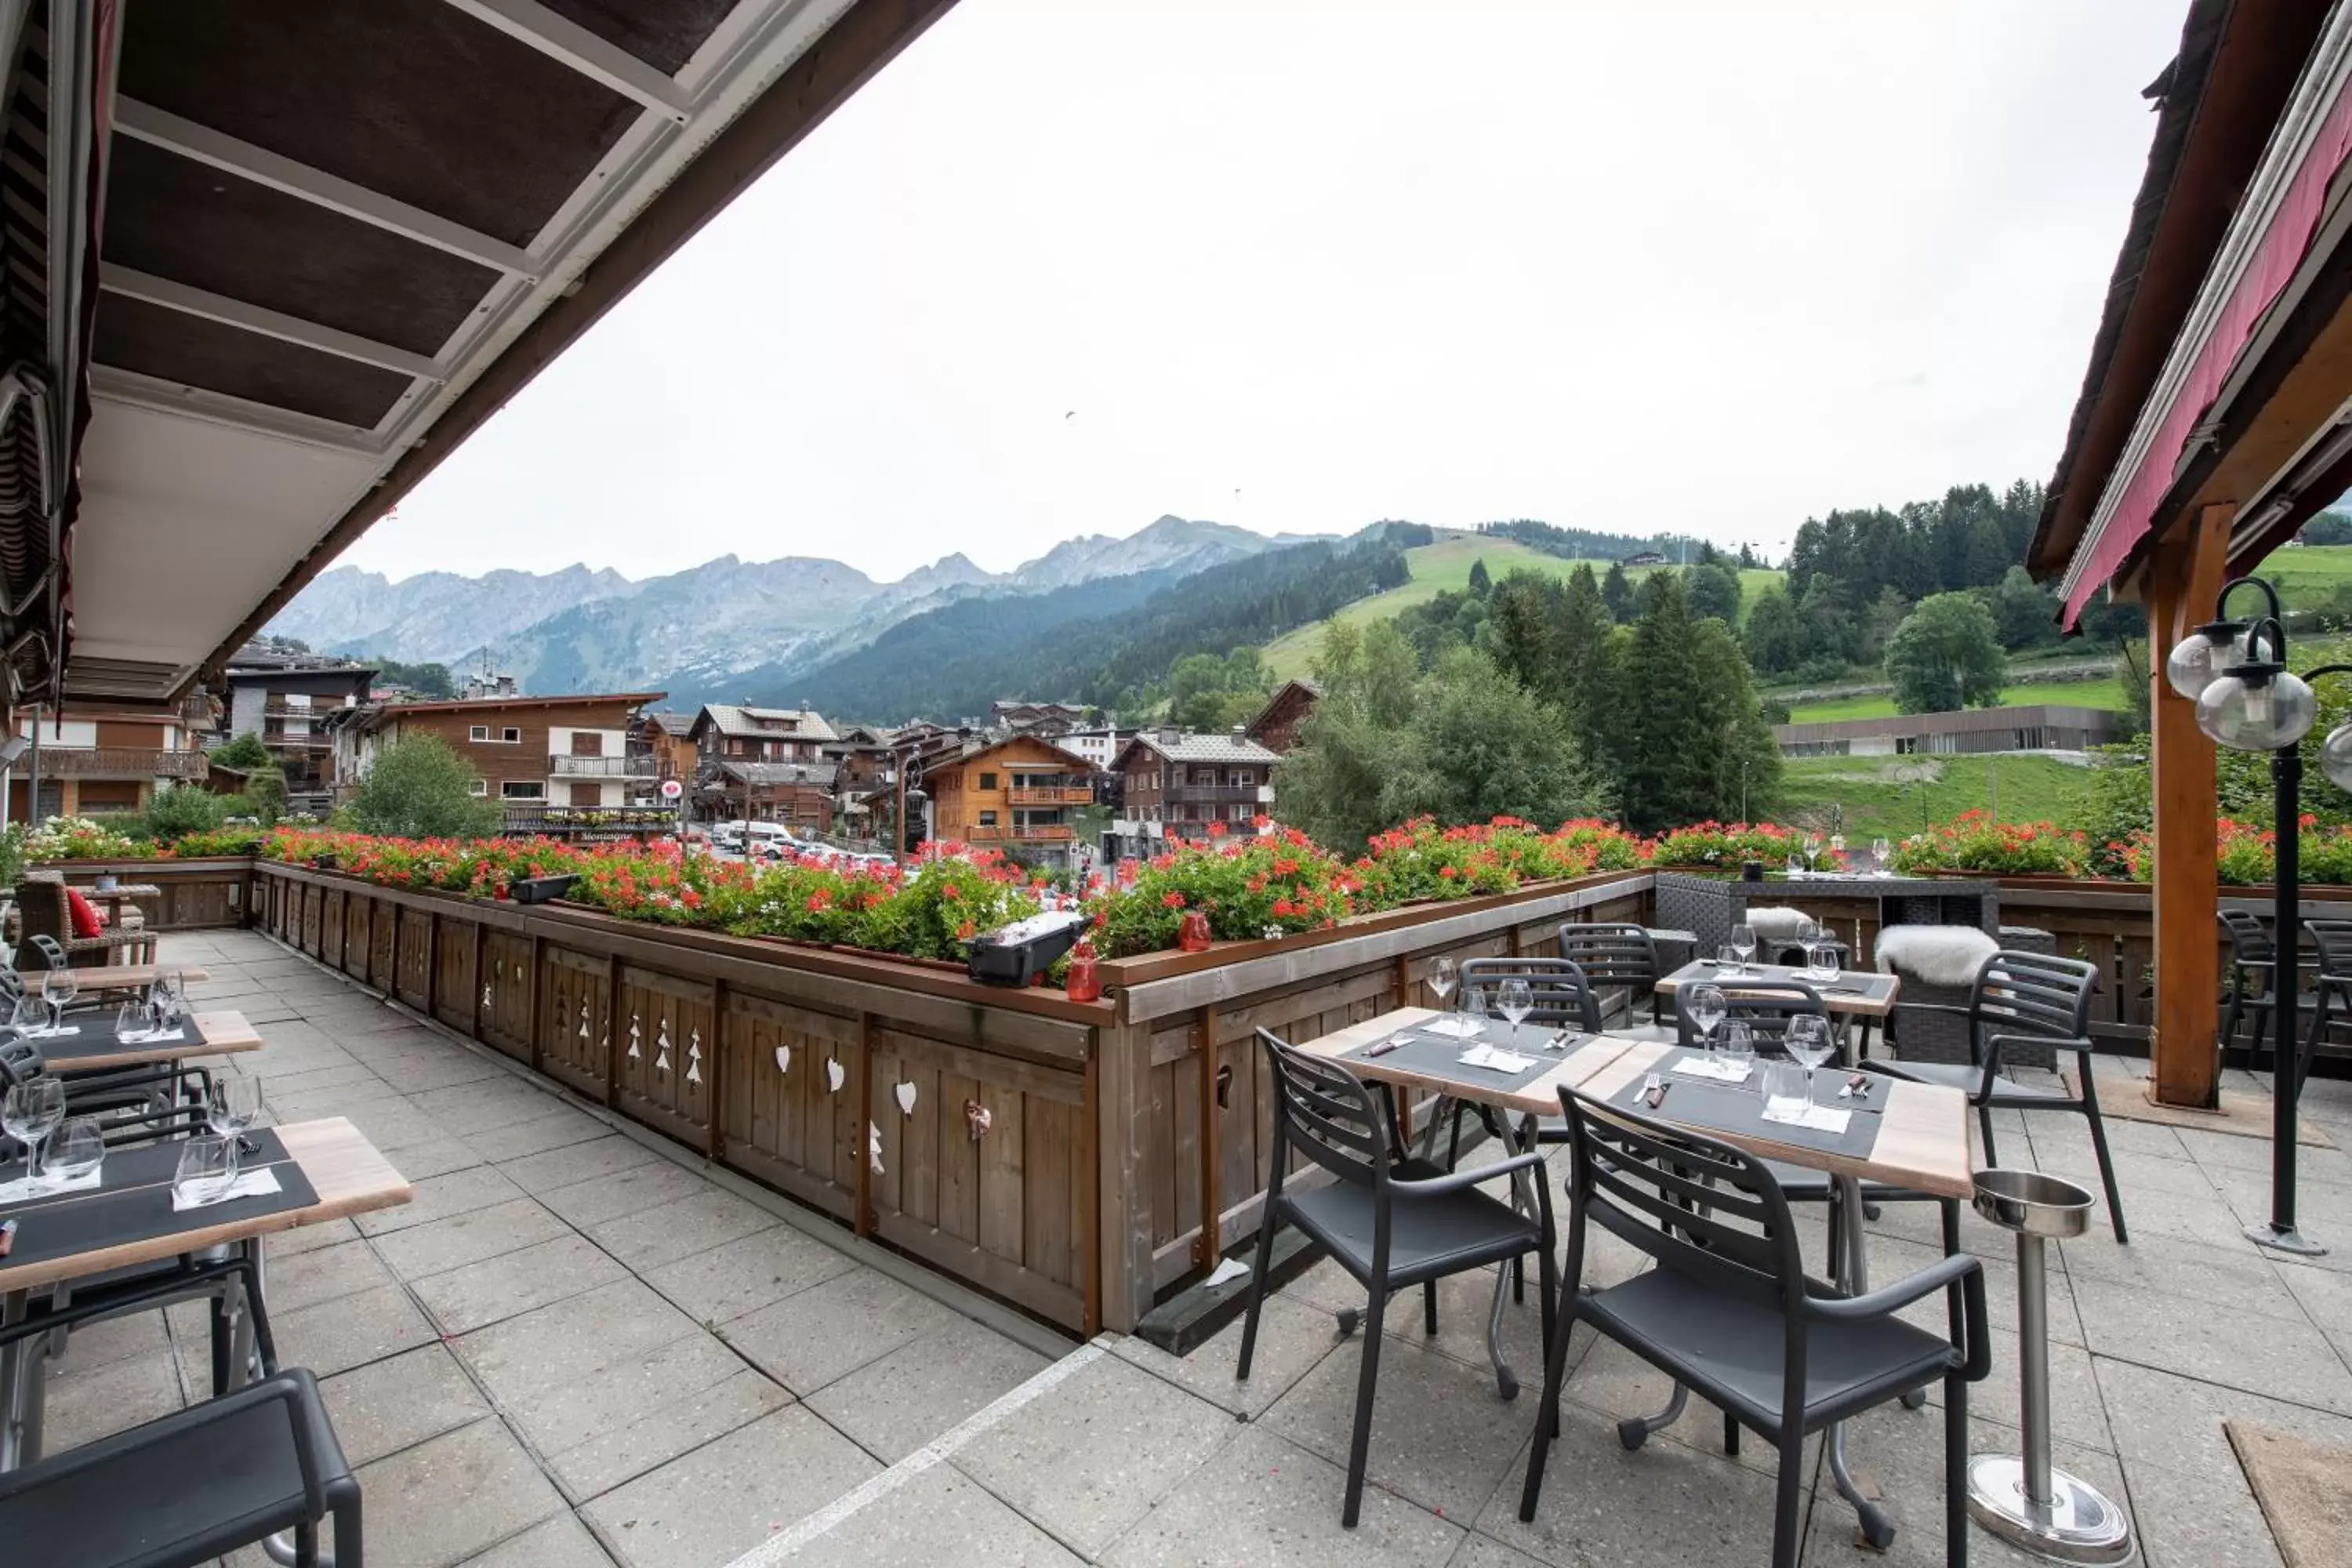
65, 887, 103, 940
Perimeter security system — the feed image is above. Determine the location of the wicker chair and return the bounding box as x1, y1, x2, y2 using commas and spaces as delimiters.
14, 873, 154, 967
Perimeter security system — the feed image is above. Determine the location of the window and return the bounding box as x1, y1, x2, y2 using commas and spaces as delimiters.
469, 725, 489, 742
979, 809, 999, 827
502, 727, 521, 744
1229, 802, 1252, 821
978, 771, 998, 791
1229, 769, 1253, 787
469, 779, 488, 797
499, 781, 545, 800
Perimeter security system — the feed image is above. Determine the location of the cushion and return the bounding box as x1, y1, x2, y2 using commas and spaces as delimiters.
64, 887, 103, 940
1874, 924, 1998, 987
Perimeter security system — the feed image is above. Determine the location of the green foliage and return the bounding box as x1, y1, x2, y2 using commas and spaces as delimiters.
1474, 519, 1709, 562
1466, 557, 1493, 597
1603, 575, 1781, 833
339, 735, 505, 838
1600, 559, 1634, 622
0, 821, 24, 890
1988, 565, 2060, 649
1683, 561, 1744, 624
1166, 648, 1273, 732
374, 659, 456, 699
1884, 593, 2008, 713
2302, 511, 2352, 546
140, 783, 228, 841
212, 731, 274, 770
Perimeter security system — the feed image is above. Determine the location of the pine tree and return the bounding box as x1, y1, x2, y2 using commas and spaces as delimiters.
1466, 557, 1493, 597
1601, 560, 1634, 622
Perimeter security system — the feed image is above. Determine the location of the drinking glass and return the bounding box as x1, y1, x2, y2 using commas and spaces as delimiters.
1719, 1021, 1755, 1080
208, 1075, 263, 1151
1730, 923, 1757, 977
3, 1075, 67, 1189
173, 1135, 238, 1206
10, 992, 49, 1035
1428, 956, 1457, 1007
44, 1116, 103, 1186
1762, 1062, 1809, 1120
1806, 941, 1842, 985
1497, 978, 1534, 1048
1802, 833, 1823, 872
114, 1000, 149, 1040
1716, 945, 1743, 975
1871, 837, 1892, 875
44, 970, 78, 1033
1785, 1014, 1835, 1106
1686, 983, 1726, 1051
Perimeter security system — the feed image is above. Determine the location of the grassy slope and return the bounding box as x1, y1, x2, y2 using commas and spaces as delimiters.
1260, 535, 1781, 681
1772, 754, 2089, 843
1787, 679, 2129, 724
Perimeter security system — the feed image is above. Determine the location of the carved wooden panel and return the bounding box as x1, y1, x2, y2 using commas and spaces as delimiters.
717, 992, 860, 1220
434, 916, 480, 1031
479, 932, 534, 1060
340, 892, 371, 978
394, 909, 434, 1011
613, 966, 717, 1149
299, 884, 324, 956
539, 946, 613, 1101
368, 897, 397, 990
321, 887, 346, 970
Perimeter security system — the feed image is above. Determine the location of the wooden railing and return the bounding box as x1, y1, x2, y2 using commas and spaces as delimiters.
34, 747, 211, 779
1007, 786, 1091, 805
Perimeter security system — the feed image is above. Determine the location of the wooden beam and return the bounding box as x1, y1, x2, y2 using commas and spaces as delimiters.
2147, 502, 2234, 1108
1193, 1005, 1221, 1272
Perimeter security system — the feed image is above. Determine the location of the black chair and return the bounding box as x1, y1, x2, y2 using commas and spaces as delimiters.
1236, 1027, 1556, 1526
1457, 956, 1601, 1036
1867, 950, 2127, 1242
0, 1362, 357, 1568
2219, 910, 2278, 1065
2299, 919, 2352, 1097
1555, 923, 1672, 1036
1521, 1089, 1989, 1568
1672, 977, 1823, 1058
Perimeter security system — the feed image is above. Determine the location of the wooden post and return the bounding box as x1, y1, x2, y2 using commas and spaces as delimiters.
1193, 1004, 1221, 1271
855, 1012, 877, 1237
2147, 502, 2233, 1109
1095, 1017, 1155, 1332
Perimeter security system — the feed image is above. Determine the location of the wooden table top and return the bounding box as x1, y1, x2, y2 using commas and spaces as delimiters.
26, 964, 212, 994
1301, 1007, 1646, 1120
0, 1116, 410, 1294
1580, 1039, 1973, 1199
40, 1010, 263, 1073
1653, 960, 1902, 1019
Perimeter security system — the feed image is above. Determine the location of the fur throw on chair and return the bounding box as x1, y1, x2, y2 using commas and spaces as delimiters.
1873, 924, 1998, 987
1743, 907, 1810, 943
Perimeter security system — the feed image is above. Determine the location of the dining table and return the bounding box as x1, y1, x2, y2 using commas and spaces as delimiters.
0, 1115, 412, 1468
26, 963, 212, 995
23, 1009, 263, 1075
1651, 957, 1901, 1058
1303, 1005, 1973, 1555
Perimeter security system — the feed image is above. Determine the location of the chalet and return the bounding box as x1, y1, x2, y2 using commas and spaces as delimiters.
634, 712, 699, 791
1109, 731, 1280, 851
7, 706, 211, 822
822, 724, 896, 795
699, 760, 839, 833
329, 691, 664, 829
687, 705, 838, 765
927, 735, 1095, 865
992, 700, 1088, 737
1621, 550, 1668, 568
1243, 679, 1321, 756
217, 648, 377, 815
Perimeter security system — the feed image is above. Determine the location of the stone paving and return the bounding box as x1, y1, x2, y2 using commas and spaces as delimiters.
40, 927, 2352, 1566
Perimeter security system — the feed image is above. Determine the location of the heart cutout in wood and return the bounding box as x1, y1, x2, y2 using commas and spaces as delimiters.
826, 1058, 846, 1094
774, 1044, 791, 1074
894, 1080, 917, 1116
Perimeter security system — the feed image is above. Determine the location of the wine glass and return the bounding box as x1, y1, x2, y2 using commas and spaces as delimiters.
1497, 978, 1534, 1048
1806, 940, 1842, 985
1802, 833, 1823, 873
43, 970, 78, 1033
1428, 956, 1457, 1009
44, 1116, 103, 1187
1730, 923, 1756, 978
4, 1075, 67, 1190
208, 1076, 264, 1155
1686, 983, 1726, 1052
1785, 1014, 1835, 1106
1871, 837, 1892, 875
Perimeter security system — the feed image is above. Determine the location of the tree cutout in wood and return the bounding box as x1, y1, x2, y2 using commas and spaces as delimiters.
685, 1028, 702, 1086
868, 1120, 884, 1174
965, 1100, 993, 1138
576, 997, 590, 1043
826, 1058, 845, 1094
774, 1043, 791, 1075
627, 1014, 642, 1062
654, 1018, 671, 1074
481, 981, 493, 1010
894, 1080, 917, 1116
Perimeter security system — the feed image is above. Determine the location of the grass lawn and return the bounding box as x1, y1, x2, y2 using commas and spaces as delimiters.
1785, 679, 2130, 724
2259, 544, 2352, 609
1770, 753, 2089, 843
1261, 535, 1784, 681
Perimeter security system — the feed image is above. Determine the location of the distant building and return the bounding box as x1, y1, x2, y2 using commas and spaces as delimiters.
927, 735, 1095, 866
993, 700, 1089, 737
9, 706, 211, 822
1057, 725, 1127, 773
1622, 550, 1668, 567
329, 691, 665, 828
217, 648, 377, 815
700, 760, 839, 832
1773, 704, 2129, 758
686, 705, 839, 766
1109, 730, 1281, 855
634, 711, 699, 793
1243, 680, 1321, 756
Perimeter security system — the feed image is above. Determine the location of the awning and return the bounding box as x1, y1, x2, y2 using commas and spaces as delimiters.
2, 0, 954, 710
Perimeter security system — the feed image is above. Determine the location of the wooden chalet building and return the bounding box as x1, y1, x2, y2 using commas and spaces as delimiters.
330, 691, 664, 830
8, 706, 211, 822
634, 711, 699, 791
687, 705, 837, 766
927, 735, 1094, 864
1243, 679, 1321, 756
218, 649, 378, 815
701, 760, 839, 832
1109, 730, 1280, 851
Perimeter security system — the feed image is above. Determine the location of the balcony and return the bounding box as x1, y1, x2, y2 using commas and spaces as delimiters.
968, 823, 1075, 843
1007, 785, 1093, 805
261, 728, 334, 748
502, 804, 677, 837
1161, 783, 1274, 805
32, 746, 212, 779
550, 754, 657, 778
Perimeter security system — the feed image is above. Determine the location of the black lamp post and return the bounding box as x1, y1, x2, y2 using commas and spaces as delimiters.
2168, 575, 2350, 1258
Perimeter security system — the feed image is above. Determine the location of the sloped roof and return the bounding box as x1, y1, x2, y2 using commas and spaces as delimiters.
708, 760, 837, 788
943, 734, 1097, 773
1244, 678, 1322, 737
646, 710, 696, 736
692, 704, 840, 742
1113, 731, 1283, 769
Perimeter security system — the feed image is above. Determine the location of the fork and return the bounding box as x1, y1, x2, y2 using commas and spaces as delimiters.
1635, 1072, 1664, 1108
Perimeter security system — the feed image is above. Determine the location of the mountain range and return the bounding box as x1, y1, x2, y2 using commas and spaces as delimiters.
267, 516, 1313, 706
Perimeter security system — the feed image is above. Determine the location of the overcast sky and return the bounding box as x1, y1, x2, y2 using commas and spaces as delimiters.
342, 1, 2187, 586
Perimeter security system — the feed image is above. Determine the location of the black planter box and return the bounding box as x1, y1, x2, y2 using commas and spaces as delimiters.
510, 873, 579, 906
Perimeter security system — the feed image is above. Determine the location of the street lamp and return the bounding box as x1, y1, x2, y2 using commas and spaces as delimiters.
2169, 575, 2352, 1257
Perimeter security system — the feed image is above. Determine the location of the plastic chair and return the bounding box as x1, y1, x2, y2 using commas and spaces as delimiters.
1865, 951, 2126, 1242
2298, 919, 2352, 1096
1236, 1026, 1555, 1526
1555, 922, 1671, 1036
1520, 1089, 1988, 1568
2219, 909, 2278, 1065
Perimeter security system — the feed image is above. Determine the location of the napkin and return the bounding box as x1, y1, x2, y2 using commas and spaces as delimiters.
1761, 1102, 1852, 1134
1423, 1014, 1483, 1038
172, 1166, 282, 1211
1671, 1055, 1753, 1084
20, 1025, 80, 1039
116, 1027, 187, 1045
0, 1166, 103, 1203
1457, 1043, 1537, 1073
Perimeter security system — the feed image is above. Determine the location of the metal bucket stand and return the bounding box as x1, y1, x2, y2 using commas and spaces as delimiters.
1965, 1169, 2133, 1564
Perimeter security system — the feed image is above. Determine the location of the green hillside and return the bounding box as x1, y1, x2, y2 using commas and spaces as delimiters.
1773, 753, 2089, 842
1260, 535, 1781, 681
1786, 678, 2129, 724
